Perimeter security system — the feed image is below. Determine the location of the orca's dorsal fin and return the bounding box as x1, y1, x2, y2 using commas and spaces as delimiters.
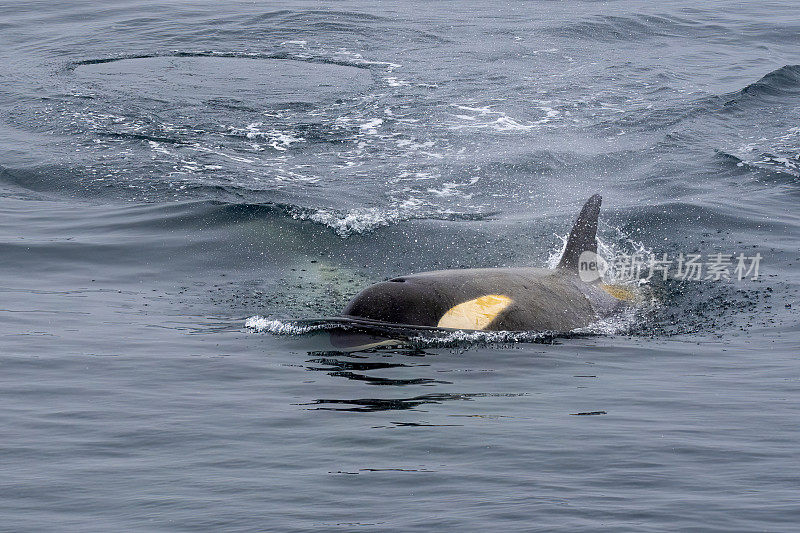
557, 194, 602, 271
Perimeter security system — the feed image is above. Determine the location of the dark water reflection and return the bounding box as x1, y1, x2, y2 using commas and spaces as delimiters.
304, 348, 454, 409
303, 393, 478, 412
301, 344, 535, 411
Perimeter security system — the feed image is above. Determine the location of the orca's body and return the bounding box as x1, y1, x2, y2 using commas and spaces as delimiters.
341, 194, 627, 332
342, 266, 620, 332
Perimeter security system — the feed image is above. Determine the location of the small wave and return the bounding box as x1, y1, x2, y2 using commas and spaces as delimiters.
722, 149, 800, 178
408, 329, 556, 347
245, 316, 332, 335
245, 315, 566, 347
329, 48, 401, 71
225, 123, 305, 151
98, 131, 187, 145
244, 314, 652, 349
169, 200, 494, 238
737, 65, 800, 99
67, 49, 386, 73
717, 126, 800, 179
247, 314, 656, 349
549, 14, 696, 43
291, 206, 403, 236
302, 10, 390, 22
722, 65, 800, 109
747, 153, 800, 177
287, 205, 495, 238
448, 103, 561, 133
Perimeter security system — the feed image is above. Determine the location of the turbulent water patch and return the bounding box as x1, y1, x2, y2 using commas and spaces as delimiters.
287, 204, 497, 237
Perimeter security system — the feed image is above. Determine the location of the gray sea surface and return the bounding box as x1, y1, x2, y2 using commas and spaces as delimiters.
1, 1, 798, 531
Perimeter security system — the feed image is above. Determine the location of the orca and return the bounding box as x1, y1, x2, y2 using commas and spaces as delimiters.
340, 194, 631, 333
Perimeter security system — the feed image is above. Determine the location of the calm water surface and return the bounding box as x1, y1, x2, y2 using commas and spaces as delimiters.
1, 1, 798, 531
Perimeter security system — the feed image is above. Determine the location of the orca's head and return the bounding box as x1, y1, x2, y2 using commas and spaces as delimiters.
341, 277, 446, 327
342, 277, 513, 330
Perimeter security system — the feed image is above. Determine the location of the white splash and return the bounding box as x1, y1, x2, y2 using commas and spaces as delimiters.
227, 123, 304, 151
245, 316, 329, 335
449, 103, 561, 132
409, 329, 553, 347
573, 306, 638, 336
546, 222, 654, 284
295, 207, 405, 237
384, 76, 410, 87
332, 48, 401, 71
188, 143, 255, 163
426, 177, 480, 198
359, 118, 383, 134
733, 126, 800, 177
148, 140, 173, 156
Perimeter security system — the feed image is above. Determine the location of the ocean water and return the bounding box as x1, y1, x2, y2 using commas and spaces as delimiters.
1, 1, 799, 530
